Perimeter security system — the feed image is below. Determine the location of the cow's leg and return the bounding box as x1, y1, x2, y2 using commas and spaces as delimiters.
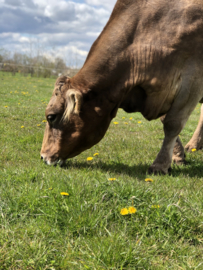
172, 136, 186, 165
148, 118, 185, 174
148, 74, 203, 174
160, 115, 186, 165
185, 103, 203, 152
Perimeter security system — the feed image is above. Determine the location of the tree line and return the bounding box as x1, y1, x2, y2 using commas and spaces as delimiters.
0, 48, 79, 78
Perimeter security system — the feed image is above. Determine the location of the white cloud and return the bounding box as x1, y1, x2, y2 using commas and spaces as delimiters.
19, 36, 30, 43
0, 0, 117, 66
85, 0, 116, 10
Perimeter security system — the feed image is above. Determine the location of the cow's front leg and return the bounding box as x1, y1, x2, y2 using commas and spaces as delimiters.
160, 116, 186, 165
185, 104, 203, 152
148, 136, 177, 175
149, 114, 188, 175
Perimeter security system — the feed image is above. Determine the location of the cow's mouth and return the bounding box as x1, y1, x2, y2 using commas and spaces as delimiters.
41, 156, 66, 167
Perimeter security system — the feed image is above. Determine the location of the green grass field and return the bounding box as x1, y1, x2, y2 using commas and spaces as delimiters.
1, 71, 203, 270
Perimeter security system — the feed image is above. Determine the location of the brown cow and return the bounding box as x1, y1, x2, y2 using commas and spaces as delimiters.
41, 0, 203, 174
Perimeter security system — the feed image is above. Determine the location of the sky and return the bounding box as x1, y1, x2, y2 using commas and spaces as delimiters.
0, 0, 117, 67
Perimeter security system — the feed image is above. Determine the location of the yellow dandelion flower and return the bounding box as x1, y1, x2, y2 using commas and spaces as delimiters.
42, 120, 47, 123
108, 178, 116, 181
120, 208, 129, 215
128, 206, 137, 214
21, 126, 24, 128
93, 153, 99, 156
60, 192, 69, 196
49, 188, 53, 190
114, 122, 119, 125
87, 157, 93, 161
145, 178, 153, 182
129, 117, 133, 120
124, 122, 128, 125
122, 117, 126, 119
138, 121, 142, 124
151, 205, 160, 209
10, 91, 12, 93
4, 106, 8, 108
37, 124, 41, 127
192, 149, 197, 152
18, 103, 20, 105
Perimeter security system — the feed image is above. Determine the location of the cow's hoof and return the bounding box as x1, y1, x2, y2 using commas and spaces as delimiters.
185, 143, 200, 152
148, 165, 170, 175
185, 145, 193, 152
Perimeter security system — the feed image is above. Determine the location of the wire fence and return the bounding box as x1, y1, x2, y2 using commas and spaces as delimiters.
0, 62, 79, 78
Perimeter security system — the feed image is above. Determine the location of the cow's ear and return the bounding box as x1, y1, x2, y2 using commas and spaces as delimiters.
64, 89, 83, 120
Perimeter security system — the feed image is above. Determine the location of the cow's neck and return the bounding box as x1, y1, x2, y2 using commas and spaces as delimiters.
71, 1, 143, 102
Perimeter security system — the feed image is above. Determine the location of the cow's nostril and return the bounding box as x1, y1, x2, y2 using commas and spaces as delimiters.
41, 156, 43, 160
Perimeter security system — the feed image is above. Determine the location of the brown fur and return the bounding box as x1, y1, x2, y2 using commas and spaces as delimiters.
41, 0, 203, 173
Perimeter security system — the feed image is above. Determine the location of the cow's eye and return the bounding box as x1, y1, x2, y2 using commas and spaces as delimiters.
47, 114, 57, 124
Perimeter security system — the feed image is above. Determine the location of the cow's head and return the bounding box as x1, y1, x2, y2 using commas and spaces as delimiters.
40, 76, 118, 165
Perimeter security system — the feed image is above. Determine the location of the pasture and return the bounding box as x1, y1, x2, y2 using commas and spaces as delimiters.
1, 71, 203, 269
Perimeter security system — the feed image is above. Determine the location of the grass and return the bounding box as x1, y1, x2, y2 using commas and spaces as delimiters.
1, 71, 203, 269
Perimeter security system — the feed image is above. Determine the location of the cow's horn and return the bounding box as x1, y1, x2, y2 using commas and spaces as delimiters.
64, 89, 83, 120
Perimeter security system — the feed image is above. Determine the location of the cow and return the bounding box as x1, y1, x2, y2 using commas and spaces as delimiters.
41, 0, 203, 174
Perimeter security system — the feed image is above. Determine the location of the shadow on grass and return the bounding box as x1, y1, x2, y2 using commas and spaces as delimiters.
62, 160, 149, 180
171, 159, 203, 178
62, 159, 203, 179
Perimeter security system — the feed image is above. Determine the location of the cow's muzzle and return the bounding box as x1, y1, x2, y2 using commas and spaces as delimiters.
40, 155, 66, 167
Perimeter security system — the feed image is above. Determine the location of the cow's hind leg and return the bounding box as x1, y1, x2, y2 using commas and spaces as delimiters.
173, 136, 186, 165
185, 103, 203, 152
160, 116, 186, 165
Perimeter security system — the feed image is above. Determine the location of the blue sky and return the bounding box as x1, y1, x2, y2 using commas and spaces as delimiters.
0, 0, 117, 67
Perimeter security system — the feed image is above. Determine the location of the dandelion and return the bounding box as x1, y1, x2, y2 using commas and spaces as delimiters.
129, 117, 133, 120
108, 178, 116, 181
128, 206, 137, 214
4, 106, 8, 108
21, 126, 24, 128
37, 124, 41, 127
60, 192, 69, 196
120, 207, 137, 215
138, 121, 142, 124
87, 157, 93, 161
151, 205, 160, 209
18, 103, 20, 105
122, 117, 126, 119
145, 178, 153, 182
93, 153, 99, 156
124, 122, 128, 125
114, 122, 119, 125
120, 208, 129, 215
192, 149, 197, 152
49, 188, 53, 190
42, 120, 47, 123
